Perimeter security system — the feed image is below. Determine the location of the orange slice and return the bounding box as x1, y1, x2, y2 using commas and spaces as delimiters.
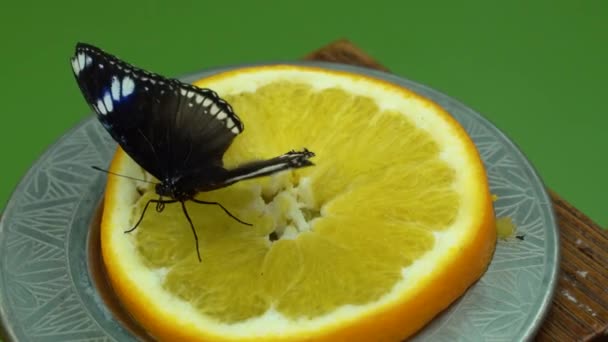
101, 65, 496, 341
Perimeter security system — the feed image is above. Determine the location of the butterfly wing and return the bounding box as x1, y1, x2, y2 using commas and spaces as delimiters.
177, 149, 316, 193
70, 43, 244, 182
219, 149, 315, 186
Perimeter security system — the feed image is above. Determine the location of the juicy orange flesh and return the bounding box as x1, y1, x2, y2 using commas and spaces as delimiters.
132, 82, 458, 323
496, 216, 516, 239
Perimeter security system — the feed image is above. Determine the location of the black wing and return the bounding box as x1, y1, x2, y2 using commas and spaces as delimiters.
70, 42, 244, 182
179, 149, 316, 193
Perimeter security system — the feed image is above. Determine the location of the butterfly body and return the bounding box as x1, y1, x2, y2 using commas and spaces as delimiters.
70, 43, 315, 260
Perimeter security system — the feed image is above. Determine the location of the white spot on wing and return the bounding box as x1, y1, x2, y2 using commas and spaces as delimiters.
85, 55, 92, 67
217, 111, 228, 120
202, 97, 213, 106
188, 103, 193, 107
231, 126, 240, 134
96, 99, 107, 115
210, 104, 220, 114
99, 64, 104, 69
103, 92, 113, 112
225, 118, 235, 128
77, 53, 85, 71
225, 164, 287, 183
187, 91, 195, 98
111, 76, 120, 101
122, 76, 135, 97
71, 58, 80, 75
195, 95, 204, 104
180, 89, 187, 96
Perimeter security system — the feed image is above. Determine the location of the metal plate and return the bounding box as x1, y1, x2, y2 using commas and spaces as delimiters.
0, 62, 559, 341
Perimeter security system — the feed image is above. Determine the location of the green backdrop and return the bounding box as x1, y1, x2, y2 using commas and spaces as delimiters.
1, 0, 606, 228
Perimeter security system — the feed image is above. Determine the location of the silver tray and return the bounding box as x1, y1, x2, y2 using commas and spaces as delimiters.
0, 62, 559, 342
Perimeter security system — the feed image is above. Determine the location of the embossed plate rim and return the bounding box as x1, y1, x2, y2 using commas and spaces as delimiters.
0, 61, 559, 341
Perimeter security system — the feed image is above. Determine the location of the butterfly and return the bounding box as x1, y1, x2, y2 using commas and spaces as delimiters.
70, 43, 315, 261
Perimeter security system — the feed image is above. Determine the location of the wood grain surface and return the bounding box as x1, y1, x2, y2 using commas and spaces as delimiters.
306, 39, 608, 342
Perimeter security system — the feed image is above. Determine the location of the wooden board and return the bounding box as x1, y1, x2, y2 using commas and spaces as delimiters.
306, 39, 608, 342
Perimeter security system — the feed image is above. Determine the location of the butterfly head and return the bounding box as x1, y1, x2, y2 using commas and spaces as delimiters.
155, 181, 196, 202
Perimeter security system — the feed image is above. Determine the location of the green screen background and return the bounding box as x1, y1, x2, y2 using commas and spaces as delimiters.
1, 1, 606, 228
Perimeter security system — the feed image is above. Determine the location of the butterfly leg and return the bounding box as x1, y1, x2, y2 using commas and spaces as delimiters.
190, 198, 252, 226
180, 201, 202, 262
125, 198, 177, 233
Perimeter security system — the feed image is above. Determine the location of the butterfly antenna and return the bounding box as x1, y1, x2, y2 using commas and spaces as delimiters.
180, 201, 202, 262
91, 166, 159, 185
190, 198, 252, 226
